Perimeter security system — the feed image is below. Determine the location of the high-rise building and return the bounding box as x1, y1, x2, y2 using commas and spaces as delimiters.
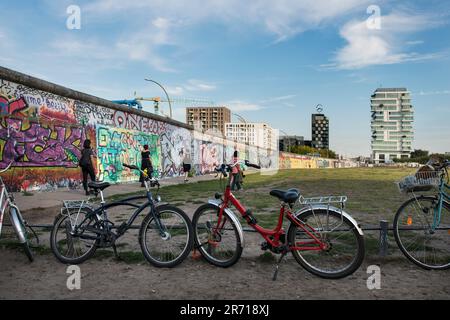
311, 114, 329, 149
370, 88, 414, 163
186, 106, 231, 135
225, 122, 277, 150
279, 135, 305, 152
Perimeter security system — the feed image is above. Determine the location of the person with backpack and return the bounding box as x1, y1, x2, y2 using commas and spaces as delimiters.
79, 139, 96, 196
140, 144, 153, 187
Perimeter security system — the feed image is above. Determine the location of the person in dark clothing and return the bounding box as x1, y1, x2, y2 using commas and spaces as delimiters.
140, 145, 153, 187
79, 139, 96, 196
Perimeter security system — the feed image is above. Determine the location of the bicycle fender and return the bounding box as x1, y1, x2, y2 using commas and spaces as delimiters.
9, 205, 27, 243
294, 205, 364, 236
208, 199, 245, 248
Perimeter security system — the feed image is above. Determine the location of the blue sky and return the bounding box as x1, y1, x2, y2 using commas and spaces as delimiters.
0, 0, 449, 157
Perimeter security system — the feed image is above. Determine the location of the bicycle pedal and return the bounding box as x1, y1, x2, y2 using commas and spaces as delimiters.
261, 242, 270, 251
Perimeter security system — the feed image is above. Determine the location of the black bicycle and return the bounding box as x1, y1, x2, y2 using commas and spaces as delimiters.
50, 164, 193, 268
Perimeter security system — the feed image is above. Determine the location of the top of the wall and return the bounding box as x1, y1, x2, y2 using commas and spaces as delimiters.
0, 66, 193, 130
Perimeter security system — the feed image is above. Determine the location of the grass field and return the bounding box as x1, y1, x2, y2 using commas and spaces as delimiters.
154, 167, 418, 225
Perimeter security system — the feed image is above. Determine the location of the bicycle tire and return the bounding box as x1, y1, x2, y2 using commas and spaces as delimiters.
139, 204, 193, 268
50, 209, 99, 264
192, 203, 243, 268
288, 209, 365, 279
393, 196, 450, 270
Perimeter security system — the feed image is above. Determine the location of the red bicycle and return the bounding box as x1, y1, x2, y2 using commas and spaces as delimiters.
192, 160, 365, 279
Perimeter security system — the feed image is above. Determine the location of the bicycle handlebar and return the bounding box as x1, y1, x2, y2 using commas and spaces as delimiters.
214, 160, 261, 178
123, 163, 160, 187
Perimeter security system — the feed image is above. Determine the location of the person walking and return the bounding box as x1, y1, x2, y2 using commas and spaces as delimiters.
182, 150, 192, 182
231, 150, 242, 191
140, 145, 153, 187
79, 139, 96, 196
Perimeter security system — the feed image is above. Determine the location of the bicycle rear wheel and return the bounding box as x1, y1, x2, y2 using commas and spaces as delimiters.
288, 209, 365, 279
50, 209, 99, 264
393, 196, 450, 270
192, 204, 243, 267
139, 204, 193, 268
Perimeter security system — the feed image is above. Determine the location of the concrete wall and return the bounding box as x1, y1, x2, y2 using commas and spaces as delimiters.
0, 67, 278, 191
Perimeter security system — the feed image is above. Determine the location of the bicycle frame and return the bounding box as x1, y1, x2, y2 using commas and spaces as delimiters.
216, 170, 327, 252
433, 174, 450, 229
65, 175, 166, 241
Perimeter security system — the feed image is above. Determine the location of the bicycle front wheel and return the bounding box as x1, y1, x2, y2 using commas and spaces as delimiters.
139, 204, 193, 268
288, 209, 365, 279
10, 207, 34, 262
394, 196, 450, 270
192, 204, 243, 267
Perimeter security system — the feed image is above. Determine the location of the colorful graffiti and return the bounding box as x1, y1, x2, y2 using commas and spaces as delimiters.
160, 127, 191, 177
193, 140, 223, 174
96, 126, 160, 183
0, 117, 85, 168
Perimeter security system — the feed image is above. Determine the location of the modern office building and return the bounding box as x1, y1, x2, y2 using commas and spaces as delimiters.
279, 135, 305, 152
225, 122, 277, 150
311, 114, 329, 149
186, 106, 231, 135
370, 88, 414, 163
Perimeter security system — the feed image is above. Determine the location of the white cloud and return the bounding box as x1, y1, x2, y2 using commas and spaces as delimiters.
226, 100, 263, 112
417, 90, 450, 96
261, 95, 297, 103
330, 13, 445, 69
166, 79, 217, 96
166, 86, 185, 96
184, 79, 216, 92
116, 18, 179, 72
85, 0, 370, 41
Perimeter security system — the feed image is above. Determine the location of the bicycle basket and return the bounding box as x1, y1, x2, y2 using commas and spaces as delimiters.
398, 168, 443, 193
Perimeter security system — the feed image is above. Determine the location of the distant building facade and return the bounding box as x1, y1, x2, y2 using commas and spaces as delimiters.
311, 114, 329, 149
279, 135, 305, 152
370, 88, 414, 163
186, 106, 231, 135
225, 122, 277, 150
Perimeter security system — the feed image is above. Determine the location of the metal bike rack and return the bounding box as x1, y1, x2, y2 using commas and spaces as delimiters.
1, 219, 435, 257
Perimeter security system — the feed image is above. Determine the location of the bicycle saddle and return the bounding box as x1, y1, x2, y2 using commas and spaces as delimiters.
269, 188, 300, 203
88, 182, 111, 191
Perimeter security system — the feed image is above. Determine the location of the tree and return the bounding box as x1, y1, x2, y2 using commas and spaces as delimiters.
288, 145, 337, 159
411, 149, 429, 158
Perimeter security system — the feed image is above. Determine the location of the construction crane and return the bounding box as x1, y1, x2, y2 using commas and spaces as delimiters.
112, 96, 215, 118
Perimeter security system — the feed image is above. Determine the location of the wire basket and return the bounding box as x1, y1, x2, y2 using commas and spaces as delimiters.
398, 169, 443, 193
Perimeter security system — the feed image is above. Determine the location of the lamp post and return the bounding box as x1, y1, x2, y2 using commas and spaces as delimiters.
232, 113, 248, 145
144, 78, 173, 118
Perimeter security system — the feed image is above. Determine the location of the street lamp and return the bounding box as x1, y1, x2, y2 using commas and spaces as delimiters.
232, 113, 248, 145
144, 78, 173, 118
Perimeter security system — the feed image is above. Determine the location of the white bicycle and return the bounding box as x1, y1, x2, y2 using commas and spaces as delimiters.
0, 159, 37, 262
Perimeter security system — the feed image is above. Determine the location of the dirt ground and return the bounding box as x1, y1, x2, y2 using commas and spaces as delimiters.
1, 201, 449, 300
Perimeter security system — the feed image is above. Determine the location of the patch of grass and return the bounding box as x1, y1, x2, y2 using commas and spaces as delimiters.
22, 191, 34, 196
257, 251, 277, 263
94, 249, 145, 264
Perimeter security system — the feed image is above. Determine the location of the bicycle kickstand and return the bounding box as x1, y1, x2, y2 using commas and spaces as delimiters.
112, 242, 121, 260
272, 251, 287, 281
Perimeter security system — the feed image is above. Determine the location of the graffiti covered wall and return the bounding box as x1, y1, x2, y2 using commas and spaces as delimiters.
0, 68, 286, 191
